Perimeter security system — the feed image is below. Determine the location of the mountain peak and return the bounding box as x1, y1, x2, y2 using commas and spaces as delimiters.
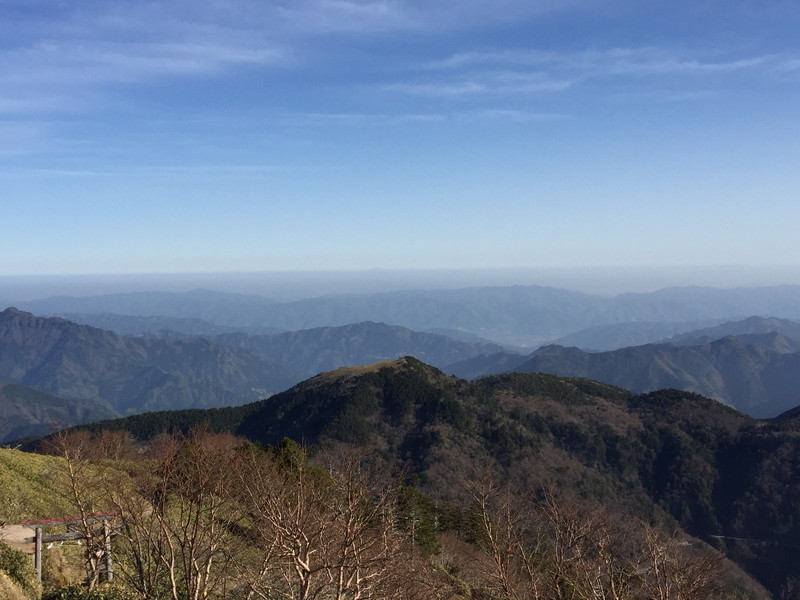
297, 356, 437, 388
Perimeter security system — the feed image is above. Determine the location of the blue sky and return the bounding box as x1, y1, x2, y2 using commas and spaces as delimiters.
2, 0, 800, 277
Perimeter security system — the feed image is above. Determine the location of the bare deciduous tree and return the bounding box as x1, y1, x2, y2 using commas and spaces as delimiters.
465, 475, 728, 600
639, 521, 724, 600
47, 429, 112, 590
234, 444, 411, 600
107, 429, 243, 600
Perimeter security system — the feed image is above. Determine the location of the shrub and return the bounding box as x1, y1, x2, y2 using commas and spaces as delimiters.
42, 582, 135, 600
0, 541, 38, 599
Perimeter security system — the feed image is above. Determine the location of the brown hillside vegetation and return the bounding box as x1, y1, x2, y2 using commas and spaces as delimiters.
0, 570, 31, 600
17, 357, 799, 597
20, 428, 763, 600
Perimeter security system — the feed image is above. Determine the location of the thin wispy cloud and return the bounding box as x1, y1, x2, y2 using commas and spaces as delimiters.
274, 0, 580, 35
0, 163, 292, 179
0, 167, 103, 178
277, 0, 413, 34
5, 0, 784, 121
288, 112, 447, 126
3, 41, 281, 86
0, 120, 55, 156
0, 2, 287, 115
286, 110, 561, 125
384, 73, 574, 96
459, 109, 565, 122
393, 46, 796, 101
430, 47, 789, 79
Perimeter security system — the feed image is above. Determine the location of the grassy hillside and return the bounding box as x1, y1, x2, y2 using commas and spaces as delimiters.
0, 448, 75, 524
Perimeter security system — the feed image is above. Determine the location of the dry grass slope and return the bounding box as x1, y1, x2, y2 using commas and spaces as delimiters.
0, 448, 75, 524
0, 570, 30, 600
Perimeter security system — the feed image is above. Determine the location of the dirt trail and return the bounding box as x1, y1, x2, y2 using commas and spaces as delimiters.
0, 525, 34, 554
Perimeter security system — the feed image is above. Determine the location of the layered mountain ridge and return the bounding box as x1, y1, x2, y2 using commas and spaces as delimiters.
18, 284, 800, 347
0, 307, 295, 417
0, 308, 511, 440
448, 321, 800, 418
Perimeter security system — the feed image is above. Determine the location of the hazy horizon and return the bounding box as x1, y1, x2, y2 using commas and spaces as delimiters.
4, 264, 800, 303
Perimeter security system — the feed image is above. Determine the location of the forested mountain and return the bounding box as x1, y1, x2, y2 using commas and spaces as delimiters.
50, 357, 800, 596
0, 307, 296, 417
0, 311, 507, 440
19, 284, 800, 347
7, 305, 800, 436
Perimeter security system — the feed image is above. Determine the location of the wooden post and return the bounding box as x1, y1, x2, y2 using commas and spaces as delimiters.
34, 527, 42, 583
103, 519, 113, 582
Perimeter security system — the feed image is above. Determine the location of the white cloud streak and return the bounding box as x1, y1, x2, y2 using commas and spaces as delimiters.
387, 47, 797, 99
0, 1, 289, 115
1, 0, 796, 139
273, 0, 582, 35
429, 47, 792, 78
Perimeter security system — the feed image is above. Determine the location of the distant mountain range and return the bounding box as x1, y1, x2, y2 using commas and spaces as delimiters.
0, 308, 511, 441
212, 321, 505, 381
51, 312, 271, 337
447, 316, 800, 418
18, 284, 800, 347
663, 315, 800, 347
549, 319, 726, 351
0, 307, 295, 419
6, 306, 800, 429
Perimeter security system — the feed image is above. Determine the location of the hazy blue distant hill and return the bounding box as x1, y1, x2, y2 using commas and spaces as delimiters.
735, 331, 800, 353
601, 285, 800, 323
18, 285, 603, 346
18, 284, 800, 347
213, 321, 506, 380
445, 350, 527, 379
664, 315, 800, 346
549, 319, 725, 351
21, 289, 277, 324
0, 307, 296, 416
423, 327, 515, 347
52, 312, 247, 336
255, 285, 607, 345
